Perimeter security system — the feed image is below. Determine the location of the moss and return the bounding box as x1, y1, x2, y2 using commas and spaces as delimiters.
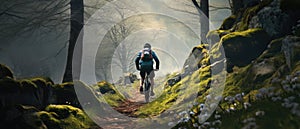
102, 93, 125, 107
292, 62, 300, 79
97, 81, 116, 94
220, 15, 237, 30
134, 80, 183, 117
30, 77, 52, 88
96, 81, 125, 107
220, 97, 300, 129
235, 0, 273, 31
45, 105, 71, 119
51, 82, 81, 108
19, 79, 38, 91
258, 38, 283, 60
207, 30, 231, 45
219, 28, 271, 71
38, 111, 61, 128
42, 105, 96, 129
0, 64, 14, 79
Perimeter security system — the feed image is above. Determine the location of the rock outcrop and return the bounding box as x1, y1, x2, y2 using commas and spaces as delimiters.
249, 0, 291, 38
0, 77, 53, 109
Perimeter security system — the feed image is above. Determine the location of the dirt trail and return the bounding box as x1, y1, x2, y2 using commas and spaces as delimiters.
113, 90, 146, 117
98, 90, 148, 129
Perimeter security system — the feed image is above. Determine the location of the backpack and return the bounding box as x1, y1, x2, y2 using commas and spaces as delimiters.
141, 48, 153, 61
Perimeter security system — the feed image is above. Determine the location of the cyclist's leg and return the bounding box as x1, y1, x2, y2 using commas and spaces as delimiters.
140, 70, 146, 92
149, 70, 155, 95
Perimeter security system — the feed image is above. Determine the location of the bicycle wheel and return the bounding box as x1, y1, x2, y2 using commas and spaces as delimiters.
144, 75, 150, 103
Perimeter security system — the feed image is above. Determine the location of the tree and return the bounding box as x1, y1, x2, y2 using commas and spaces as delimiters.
63, 0, 84, 82
109, 21, 136, 74
192, 0, 209, 44
0, 0, 70, 83
0, 0, 69, 37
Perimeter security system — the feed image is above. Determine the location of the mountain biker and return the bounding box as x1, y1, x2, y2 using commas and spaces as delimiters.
135, 43, 160, 96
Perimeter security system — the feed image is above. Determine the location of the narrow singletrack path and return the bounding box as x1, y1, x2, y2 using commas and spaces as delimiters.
113, 90, 147, 117
98, 90, 150, 129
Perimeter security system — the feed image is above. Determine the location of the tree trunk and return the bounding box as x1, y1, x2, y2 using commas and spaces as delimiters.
63, 0, 84, 82
192, 0, 209, 44
200, 0, 209, 44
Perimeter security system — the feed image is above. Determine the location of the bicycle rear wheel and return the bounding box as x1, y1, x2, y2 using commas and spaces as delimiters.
144, 75, 151, 103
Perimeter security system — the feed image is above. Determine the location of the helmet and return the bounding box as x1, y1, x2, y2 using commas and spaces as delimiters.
144, 43, 151, 49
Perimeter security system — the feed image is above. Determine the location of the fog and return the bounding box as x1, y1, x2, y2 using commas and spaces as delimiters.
0, 0, 230, 84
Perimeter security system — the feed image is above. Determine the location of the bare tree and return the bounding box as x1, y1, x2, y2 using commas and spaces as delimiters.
0, 0, 71, 82
109, 20, 136, 74
0, 0, 69, 38
63, 0, 84, 82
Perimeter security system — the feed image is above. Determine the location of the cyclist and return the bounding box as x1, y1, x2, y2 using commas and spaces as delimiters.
135, 43, 160, 96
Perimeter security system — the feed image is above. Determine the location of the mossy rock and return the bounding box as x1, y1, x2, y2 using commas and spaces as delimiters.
257, 37, 283, 60
19, 79, 38, 92
0, 105, 46, 129
235, 0, 272, 31
30, 77, 54, 88
214, 28, 271, 72
0, 77, 20, 93
0, 64, 13, 79
220, 15, 237, 30
45, 105, 81, 119
53, 82, 80, 108
38, 111, 61, 129
97, 81, 116, 94
41, 105, 96, 129
1, 104, 97, 129
207, 30, 231, 45
97, 81, 125, 107
222, 36, 288, 94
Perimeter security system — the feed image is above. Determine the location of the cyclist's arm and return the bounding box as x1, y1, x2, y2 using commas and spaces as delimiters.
135, 52, 142, 70
152, 51, 160, 70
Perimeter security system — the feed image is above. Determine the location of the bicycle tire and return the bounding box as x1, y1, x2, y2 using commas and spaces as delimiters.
144, 74, 150, 103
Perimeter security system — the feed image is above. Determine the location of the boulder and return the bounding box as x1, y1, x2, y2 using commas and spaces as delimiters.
0, 105, 96, 129
212, 28, 271, 72
0, 77, 54, 109
52, 82, 80, 108
249, 0, 291, 38
0, 105, 46, 129
97, 81, 116, 94
281, 36, 300, 70
219, 15, 237, 30
166, 74, 181, 87
0, 78, 21, 109
0, 64, 13, 79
